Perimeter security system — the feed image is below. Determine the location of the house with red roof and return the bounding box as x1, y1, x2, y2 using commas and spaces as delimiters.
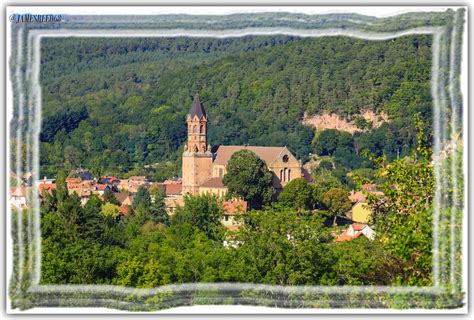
336, 223, 375, 242
10, 186, 28, 209
222, 199, 248, 230
38, 183, 56, 195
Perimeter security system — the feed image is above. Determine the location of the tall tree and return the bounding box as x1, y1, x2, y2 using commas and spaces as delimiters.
132, 185, 151, 210
321, 187, 352, 225
172, 193, 224, 241
223, 150, 274, 209
277, 178, 315, 212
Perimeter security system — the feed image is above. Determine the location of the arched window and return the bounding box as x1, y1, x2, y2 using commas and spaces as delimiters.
200, 125, 205, 134
288, 169, 291, 181
280, 169, 283, 181
283, 168, 287, 182
193, 125, 198, 133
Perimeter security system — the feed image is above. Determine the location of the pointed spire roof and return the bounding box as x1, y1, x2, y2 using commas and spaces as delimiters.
189, 94, 206, 119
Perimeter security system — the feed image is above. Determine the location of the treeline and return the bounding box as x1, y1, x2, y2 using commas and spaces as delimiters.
39, 35, 432, 179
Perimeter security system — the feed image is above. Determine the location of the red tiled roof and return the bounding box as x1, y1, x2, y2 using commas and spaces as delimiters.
114, 193, 130, 203
38, 183, 56, 194
200, 177, 225, 189
95, 184, 109, 190
69, 188, 92, 198
336, 223, 368, 242
162, 178, 182, 185
336, 230, 363, 242
164, 184, 182, 195
223, 199, 248, 215
213, 145, 286, 166
119, 205, 130, 216
10, 186, 27, 197
66, 177, 81, 184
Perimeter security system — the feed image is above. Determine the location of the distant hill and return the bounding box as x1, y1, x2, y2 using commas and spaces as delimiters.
39, 34, 433, 178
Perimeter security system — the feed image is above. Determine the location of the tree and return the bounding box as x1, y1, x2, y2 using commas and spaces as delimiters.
101, 203, 120, 219
223, 150, 274, 209
314, 129, 339, 156
149, 187, 169, 225
132, 185, 151, 210
235, 205, 333, 285
277, 178, 314, 212
321, 187, 351, 225
311, 169, 344, 208
365, 114, 433, 285
172, 193, 225, 241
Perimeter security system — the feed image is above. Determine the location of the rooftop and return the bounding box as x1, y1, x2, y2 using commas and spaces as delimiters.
189, 94, 206, 120
213, 145, 287, 166
200, 177, 225, 189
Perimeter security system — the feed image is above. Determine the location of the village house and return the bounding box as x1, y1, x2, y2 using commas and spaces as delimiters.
222, 199, 247, 229
10, 186, 28, 209
114, 193, 134, 206
38, 182, 56, 195
348, 184, 384, 223
118, 176, 148, 193
336, 223, 375, 242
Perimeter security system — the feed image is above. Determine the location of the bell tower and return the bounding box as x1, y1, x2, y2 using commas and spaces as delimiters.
186, 94, 208, 153
182, 94, 213, 195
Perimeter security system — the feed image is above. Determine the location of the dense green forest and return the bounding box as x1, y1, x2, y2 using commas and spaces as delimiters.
37, 121, 436, 288
38, 35, 432, 180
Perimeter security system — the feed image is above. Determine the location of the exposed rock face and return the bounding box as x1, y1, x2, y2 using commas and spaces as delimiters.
303, 110, 389, 133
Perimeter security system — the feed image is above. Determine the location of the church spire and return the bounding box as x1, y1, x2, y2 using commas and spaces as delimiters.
189, 94, 206, 119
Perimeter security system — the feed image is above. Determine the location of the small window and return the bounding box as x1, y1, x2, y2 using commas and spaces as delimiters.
193, 125, 198, 133
288, 169, 291, 181
282, 154, 289, 163
200, 125, 205, 134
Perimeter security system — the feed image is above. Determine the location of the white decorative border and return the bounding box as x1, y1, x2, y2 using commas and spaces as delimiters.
6, 7, 468, 314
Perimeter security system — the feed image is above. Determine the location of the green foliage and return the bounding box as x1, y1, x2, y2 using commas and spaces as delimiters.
366, 114, 434, 285
321, 187, 352, 224
40, 107, 88, 143
173, 193, 225, 241
223, 150, 274, 209
277, 178, 315, 211
324, 237, 403, 285
101, 203, 120, 219
39, 35, 432, 177
314, 129, 339, 156
132, 185, 151, 209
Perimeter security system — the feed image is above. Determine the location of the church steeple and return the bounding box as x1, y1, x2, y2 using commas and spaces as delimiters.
189, 94, 206, 120
186, 94, 208, 153
182, 94, 213, 195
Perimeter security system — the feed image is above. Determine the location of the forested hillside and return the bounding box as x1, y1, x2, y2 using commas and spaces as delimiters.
39, 35, 432, 179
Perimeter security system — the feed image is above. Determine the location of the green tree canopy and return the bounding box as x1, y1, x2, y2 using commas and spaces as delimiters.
172, 193, 225, 241
321, 187, 352, 225
277, 178, 315, 212
223, 150, 274, 209
132, 185, 152, 210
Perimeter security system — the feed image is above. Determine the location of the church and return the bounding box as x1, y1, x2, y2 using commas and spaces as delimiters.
181, 94, 305, 198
